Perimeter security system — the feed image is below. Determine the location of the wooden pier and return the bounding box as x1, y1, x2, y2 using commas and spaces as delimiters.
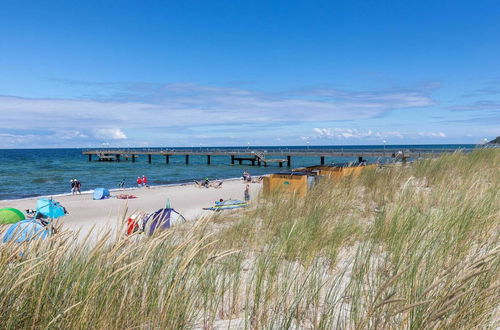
82, 147, 469, 167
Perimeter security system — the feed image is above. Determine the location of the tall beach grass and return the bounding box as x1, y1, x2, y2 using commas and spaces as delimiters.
0, 149, 498, 329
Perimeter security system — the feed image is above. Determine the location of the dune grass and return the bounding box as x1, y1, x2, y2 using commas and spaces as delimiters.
0, 149, 498, 329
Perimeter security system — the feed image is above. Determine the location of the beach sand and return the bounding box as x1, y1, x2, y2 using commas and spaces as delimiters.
0, 180, 261, 240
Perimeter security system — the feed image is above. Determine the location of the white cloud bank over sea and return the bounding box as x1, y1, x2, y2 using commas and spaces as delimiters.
0, 81, 496, 147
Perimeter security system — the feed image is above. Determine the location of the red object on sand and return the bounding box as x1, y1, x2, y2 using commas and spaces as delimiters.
117, 194, 137, 199
126, 212, 143, 235
127, 217, 138, 235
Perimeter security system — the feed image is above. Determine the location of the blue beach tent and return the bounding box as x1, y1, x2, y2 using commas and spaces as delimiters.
143, 208, 186, 236
93, 188, 110, 200
2, 219, 52, 243
36, 198, 67, 219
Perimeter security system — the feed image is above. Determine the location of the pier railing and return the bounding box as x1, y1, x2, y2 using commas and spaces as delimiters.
82, 147, 475, 166
82, 147, 472, 155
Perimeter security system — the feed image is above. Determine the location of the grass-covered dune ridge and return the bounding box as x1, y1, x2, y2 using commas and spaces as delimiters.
0, 149, 498, 329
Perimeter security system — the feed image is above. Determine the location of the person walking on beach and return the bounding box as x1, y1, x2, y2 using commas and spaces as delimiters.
118, 179, 125, 190
244, 184, 250, 201
70, 179, 76, 195
74, 179, 81, 194
137, 177, 142, 188
142, 175, 148, 187
243, 171, 252, 182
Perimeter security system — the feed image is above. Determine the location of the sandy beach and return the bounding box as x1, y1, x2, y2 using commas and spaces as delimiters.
0, 180, 261, 239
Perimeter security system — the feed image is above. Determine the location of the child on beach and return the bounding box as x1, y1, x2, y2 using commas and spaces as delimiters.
137, 177, 142, 188
70, 179, 76, 195
142, 175, 148, 187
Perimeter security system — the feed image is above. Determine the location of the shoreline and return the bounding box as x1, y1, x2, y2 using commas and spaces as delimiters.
0, 176, 250, 203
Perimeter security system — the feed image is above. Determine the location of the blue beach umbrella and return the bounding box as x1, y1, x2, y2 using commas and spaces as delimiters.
2, 219, 52, 243
36, 198, 67, 219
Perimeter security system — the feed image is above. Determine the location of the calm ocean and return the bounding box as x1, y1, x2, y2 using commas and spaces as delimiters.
0, 145, 475, 200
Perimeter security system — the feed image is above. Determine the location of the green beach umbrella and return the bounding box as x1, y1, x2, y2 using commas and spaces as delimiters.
0, 208, 25, 225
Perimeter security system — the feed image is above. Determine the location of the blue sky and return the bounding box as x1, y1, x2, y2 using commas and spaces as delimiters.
0, 0, 499, 148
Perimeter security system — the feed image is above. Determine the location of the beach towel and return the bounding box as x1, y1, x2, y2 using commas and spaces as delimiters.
117, 194, 137, 199
203, 199, 248, 211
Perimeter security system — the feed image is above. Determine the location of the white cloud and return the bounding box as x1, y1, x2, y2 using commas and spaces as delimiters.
417, 132, 447, 138
54, 130, 89, 140
0, 84, 434, 130
93, 128, 127, 140
374, 131, 404, 139
311, 128, 449, 141
312, 128, 404, 140
0, 82, 438, 147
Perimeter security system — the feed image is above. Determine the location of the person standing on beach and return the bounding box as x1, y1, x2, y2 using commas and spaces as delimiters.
243, 171, 252, 182
75, 179, 81, 194
142, 175, 148, 187
118, 179, 125, 190
244, 184, 250, 201
137, 177, 142, 188
70, 179, 76, 195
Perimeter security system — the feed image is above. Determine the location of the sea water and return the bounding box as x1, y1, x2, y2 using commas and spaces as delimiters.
0, 145, 475, 200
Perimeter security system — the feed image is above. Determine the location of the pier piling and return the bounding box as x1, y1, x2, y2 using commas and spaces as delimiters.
207, 155, 211, 165
287, 155, 291, 167
185, 155, 189, 164
165, 155, 170, 164
321, 156, 325, 165
148, 155, 152, 163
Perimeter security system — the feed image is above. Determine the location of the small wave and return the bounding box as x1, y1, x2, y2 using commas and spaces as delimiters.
32, 178, 56, 184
